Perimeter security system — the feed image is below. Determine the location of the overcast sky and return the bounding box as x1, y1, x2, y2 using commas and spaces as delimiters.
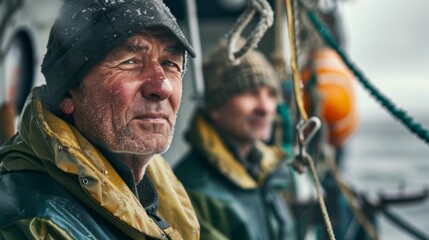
339, 0, 429, 117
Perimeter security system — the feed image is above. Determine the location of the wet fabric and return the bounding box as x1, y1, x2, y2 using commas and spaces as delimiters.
0, 86, 199, 240
202, 40, 280, 109
42, 0, 195, 108
174, 110, 296, 240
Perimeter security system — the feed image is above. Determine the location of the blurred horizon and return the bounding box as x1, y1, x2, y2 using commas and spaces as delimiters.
339, 1, 429, 238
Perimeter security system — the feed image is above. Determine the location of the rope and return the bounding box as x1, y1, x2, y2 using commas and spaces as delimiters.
306, 9, 429, 145
227, 0, 274, 65
292, 0, 300, 69
285, 0, 308, 121
304, 153, 337, 240
323, 147, 379, 240
293, 117, 336, 239
285, 2, 335, 239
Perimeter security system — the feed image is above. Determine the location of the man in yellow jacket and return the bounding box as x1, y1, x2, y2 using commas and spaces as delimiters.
0, 0, 199, 239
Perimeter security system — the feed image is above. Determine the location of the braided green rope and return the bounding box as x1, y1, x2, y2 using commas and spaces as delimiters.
306, 9, 429, 145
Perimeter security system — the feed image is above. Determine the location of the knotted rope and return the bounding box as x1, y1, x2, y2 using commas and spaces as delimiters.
227, 0, 274, 65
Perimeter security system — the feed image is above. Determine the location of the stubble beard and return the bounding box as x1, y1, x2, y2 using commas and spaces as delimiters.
111, 122, 176, 156
76, 102, 175, 158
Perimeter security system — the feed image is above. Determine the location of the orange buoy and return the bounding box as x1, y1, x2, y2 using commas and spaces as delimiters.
303, 48, 359, 147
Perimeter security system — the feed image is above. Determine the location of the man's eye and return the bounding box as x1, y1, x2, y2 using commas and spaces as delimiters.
122, 59, 136, 65
162, 60, 181, 72
119, 59, 140, 70
162, 60, 175, 67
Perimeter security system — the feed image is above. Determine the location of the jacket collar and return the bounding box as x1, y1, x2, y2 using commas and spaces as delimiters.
188, 110, 287, 189
0, 86, 199, 239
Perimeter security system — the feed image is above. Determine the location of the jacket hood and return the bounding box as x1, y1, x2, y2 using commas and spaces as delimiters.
0, 86, 199, 239
186, 110, 287, 189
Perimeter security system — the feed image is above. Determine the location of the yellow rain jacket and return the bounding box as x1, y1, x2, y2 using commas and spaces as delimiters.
0, 86, 199, 240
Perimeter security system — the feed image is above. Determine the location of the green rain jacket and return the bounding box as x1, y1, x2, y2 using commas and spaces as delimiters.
175, 111, 296, 240
0, 86, 200, 240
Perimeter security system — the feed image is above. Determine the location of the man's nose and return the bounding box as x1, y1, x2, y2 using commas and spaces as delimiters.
140, 64, 173, 101
255, 93, 276, 116
255, 101, 269, 116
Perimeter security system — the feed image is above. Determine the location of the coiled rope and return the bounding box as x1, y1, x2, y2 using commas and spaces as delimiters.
306, 8, 429, 145
226, 0, 274, 65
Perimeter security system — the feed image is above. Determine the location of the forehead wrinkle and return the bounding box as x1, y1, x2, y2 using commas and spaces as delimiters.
165, 44, 184, 57
104, 30, 184, 65
127, 45, 147, 52
123, 36, 149, 53
137, 29, 184, 56
121, 35, 183, 57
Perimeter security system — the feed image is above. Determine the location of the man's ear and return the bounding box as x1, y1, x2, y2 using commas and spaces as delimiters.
59, 96, 75, 115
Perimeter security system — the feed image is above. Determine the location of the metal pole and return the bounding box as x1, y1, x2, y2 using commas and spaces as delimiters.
184, 0, 204, 100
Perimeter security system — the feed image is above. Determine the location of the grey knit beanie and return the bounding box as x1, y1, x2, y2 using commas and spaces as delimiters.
203, 40, 280, 109
42, 0, 195, 109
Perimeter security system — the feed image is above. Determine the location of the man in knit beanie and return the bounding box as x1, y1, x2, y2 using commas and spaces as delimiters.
0, 0, 200, 239
203, 40, 280, 110
175, 40, 296, 239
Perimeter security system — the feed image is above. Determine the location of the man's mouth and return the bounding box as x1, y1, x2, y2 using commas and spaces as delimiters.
134, 113, 170, 124
250, 118, 271, 127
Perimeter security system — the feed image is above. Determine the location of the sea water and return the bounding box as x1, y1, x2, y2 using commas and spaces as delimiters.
339, 1, 429, 239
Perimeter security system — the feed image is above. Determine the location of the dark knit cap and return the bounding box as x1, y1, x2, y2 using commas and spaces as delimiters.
203, 40, 280, 109
42, 0, 195, 107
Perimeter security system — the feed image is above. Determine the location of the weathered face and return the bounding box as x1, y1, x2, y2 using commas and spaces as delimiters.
210, 86, 278, 143
63, 29, 184, 157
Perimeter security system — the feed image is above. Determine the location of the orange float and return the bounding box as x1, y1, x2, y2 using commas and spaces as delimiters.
303, 48, 359, 147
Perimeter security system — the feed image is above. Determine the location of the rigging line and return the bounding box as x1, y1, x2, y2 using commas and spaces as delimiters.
292, 0, 300, 71
305, 153, 336, 240
323, 148, 379, 240
305, 8, 429, 145
285, 0, 308, 121
294, 117, 336, 240
285, 2, 334, 238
